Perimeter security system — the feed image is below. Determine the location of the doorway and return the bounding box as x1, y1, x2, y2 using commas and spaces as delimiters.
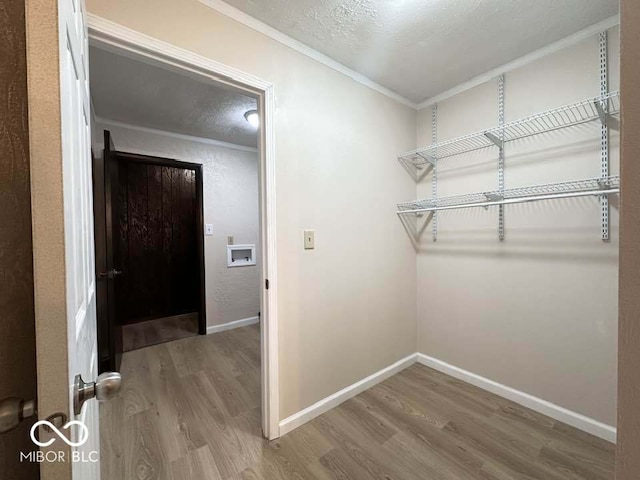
89, 38, 271, 476
93, 132, 209, 369
87, 19, 280, 443
110, 149, 205, 351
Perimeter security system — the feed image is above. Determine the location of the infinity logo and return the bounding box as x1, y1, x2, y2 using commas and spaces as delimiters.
30, 420, 89, 448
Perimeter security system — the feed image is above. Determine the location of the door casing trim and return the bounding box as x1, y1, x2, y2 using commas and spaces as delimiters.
87, 14, 280, 439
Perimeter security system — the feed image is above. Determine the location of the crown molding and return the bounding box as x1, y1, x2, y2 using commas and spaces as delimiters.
94, 117, 259, 153
88, 10, 620, 114
417, 15, 620, 109
197, 0, 417, 109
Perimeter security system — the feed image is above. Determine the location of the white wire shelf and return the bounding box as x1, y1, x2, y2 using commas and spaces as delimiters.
396, 176, 620, 214
399, 91, 620, 169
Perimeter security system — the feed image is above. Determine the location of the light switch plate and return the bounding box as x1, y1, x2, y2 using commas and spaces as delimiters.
205, 224, 213, 236
227, 235, 234, 245
304, 230, 315, 249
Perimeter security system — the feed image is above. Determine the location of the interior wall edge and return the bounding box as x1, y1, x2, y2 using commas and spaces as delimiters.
24, 0, 74, 476
616, 0, 640, 476
416, 15, 620, 110
416, 353, 617, 443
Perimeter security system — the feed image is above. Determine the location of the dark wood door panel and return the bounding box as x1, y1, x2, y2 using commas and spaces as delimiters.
116, 159, 200, 324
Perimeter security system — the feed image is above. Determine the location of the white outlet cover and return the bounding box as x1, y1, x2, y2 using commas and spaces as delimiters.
205, 224, 214, 236
227, 244, 256, 267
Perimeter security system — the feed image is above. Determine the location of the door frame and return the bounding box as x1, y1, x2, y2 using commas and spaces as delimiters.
86, 14, 280, 439
114, 151, 207, 335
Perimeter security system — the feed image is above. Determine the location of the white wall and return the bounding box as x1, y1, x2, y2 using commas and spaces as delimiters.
93, 121, 261, 328
415, 27, 620, 426
88, 0, 617, 432
87, 0, 418, 420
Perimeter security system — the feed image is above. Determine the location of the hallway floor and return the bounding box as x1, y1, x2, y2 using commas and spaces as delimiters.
100, 324, 615, 479
122, 312, 199, 352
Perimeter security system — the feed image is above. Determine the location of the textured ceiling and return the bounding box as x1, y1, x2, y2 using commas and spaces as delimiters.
219, 0, 618, 103
89, 46, 258, 147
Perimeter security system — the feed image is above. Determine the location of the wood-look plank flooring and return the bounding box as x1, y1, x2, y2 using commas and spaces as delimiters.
101, 324, 615, 479
122, 312, 199, 352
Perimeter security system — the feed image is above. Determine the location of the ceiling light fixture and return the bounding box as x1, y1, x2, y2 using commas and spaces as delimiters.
244, 109, 259, 128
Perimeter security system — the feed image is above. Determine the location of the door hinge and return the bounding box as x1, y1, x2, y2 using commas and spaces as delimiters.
0, 397, 37, 434
265, 279, 269, 290
98, 269, 123, 280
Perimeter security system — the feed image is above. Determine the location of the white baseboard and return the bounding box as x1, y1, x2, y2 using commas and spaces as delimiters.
279, 353, 417, 436
416, 353, 617, 443
277, 351, 616, 443
206, 316, 259, 334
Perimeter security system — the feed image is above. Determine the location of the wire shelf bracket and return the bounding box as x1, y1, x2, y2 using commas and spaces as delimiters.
594, 101, 619, 130
484, 132, 503, 149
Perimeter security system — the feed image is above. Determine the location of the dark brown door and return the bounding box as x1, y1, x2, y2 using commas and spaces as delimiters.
93, 131, 123, 373
115, 153, 202, 325
0, 0, 39, 477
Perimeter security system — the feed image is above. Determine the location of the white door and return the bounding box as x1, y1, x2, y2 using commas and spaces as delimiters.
60, 0, 100, 477
25, 0, 119, 476
57, 0, 101, 477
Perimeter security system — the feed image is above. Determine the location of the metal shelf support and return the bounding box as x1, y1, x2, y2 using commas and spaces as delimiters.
417, 152, 436, 166
484, 132, 503, 148
595, 101, 610, 127
497, 75, 505, 241
432, 104, 438, 242
600, 31, 610, 242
